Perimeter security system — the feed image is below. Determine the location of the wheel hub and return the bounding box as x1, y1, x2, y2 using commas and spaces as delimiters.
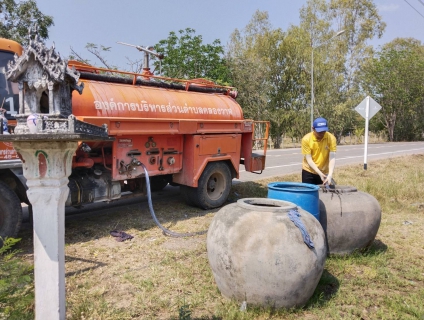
208, 178, 217, 191
207, 173, 226, 200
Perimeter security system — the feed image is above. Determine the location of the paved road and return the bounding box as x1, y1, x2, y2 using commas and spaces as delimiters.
238, 141, 424, 182
21, 141, 423, 220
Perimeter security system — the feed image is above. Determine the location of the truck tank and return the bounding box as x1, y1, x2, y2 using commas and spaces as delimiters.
71, 77, 244, 121
63, 64, 268, 210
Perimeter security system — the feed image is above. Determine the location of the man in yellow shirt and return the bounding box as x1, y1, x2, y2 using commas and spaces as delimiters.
301, 117, 336, 185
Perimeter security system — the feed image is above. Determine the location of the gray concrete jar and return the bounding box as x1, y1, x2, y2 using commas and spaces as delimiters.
207, 198, 327, 309
319, 185, 382, 255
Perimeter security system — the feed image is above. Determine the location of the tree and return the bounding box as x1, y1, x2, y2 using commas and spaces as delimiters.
153, 28, 229, 83
360, 38, 424, 141
261, 24, 313, 147
227, 10, 305, 148
70, 43, 118, 70
226, 1, 386, 147
299, 0, 386, 142
69, 28, 229, 77
226, 11, 273, 122
0, 0, 54, 45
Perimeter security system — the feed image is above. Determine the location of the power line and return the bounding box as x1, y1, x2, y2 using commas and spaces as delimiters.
404, 0, 424, 19
416, 0, 424, 7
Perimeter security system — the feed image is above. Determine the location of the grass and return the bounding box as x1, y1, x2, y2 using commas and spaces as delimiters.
1, 154, 424, 319
0, 237, 34, 320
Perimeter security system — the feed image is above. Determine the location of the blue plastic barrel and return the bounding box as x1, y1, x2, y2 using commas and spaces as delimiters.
267, 182, 320, 220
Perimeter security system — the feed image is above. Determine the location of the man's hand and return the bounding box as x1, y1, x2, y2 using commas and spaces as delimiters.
326, 153, 336, 185
322, 174, 332, 185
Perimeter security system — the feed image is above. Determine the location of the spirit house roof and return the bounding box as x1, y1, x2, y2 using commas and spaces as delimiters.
6, 26, 80, 88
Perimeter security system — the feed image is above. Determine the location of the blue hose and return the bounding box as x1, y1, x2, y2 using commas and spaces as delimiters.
140, 163, 207, 238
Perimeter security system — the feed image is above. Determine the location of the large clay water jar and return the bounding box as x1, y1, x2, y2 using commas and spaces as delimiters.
268, 182, 320, 220
207, 198, 327, 308
319, 185, 381, 255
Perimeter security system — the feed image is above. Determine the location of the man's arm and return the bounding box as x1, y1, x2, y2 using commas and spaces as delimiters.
305, 154, 326, 182
323, 152, 336, 185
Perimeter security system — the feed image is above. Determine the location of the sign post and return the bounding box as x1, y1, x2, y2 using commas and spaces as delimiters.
354, 96, 382, 170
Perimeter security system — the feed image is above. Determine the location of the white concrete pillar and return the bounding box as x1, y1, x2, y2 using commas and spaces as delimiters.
13, 140, 78, 320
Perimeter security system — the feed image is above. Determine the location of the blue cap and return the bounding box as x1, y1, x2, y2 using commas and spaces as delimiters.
313, 117, 328, 132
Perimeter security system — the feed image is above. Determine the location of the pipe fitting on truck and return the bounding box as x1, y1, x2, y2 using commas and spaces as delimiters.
119, 156, 142, 176
131, 158, 142, 166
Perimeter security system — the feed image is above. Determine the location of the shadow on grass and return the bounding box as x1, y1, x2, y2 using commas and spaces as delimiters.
57, 181, 270, 246
305, 239, 388, 308
17, 180, 272, 248
327, 239, 388, 259
307, 269, 340, 307
65, 255, 107, 277
362, 239, 388, 255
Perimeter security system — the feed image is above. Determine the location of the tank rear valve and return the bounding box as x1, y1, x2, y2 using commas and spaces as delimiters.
119, 157, 142, 176
131, 158, 142, 166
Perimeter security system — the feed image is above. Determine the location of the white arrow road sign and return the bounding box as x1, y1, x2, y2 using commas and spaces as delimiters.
355, 96, 381, 120
354, 96, 382, 170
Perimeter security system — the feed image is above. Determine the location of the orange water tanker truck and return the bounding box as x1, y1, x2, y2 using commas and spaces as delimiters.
0, 37, 269, 242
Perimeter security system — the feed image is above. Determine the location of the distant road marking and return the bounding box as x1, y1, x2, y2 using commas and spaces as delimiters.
266, 145, 412, 157
240, 147, 424, 173
338, 148, 424, 160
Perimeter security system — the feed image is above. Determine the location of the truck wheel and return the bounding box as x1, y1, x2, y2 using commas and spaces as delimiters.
0, 181, 23, 246
196, 162, 231, 209
180, 185, 198, 207
149, 175, 170, 192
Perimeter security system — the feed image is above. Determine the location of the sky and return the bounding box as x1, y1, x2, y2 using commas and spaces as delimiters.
34, 0, 424, 70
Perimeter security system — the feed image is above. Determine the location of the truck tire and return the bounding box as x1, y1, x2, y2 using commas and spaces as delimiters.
195, 162, 232, 210
149, 175, 170, 192
180, 185, 199, 207
0, 181, 22, 246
